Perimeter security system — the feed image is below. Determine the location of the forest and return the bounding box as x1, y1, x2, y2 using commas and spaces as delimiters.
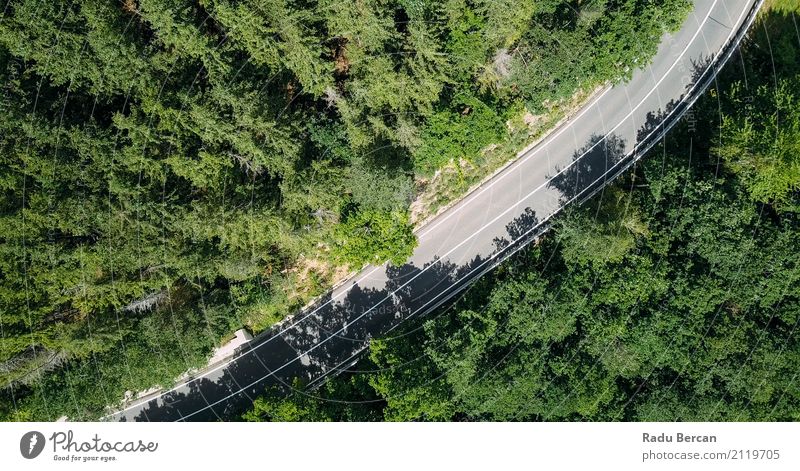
0, 0, 703, 420
242, 0, 800, 422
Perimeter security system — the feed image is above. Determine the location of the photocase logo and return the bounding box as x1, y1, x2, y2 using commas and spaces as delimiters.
20, 431, 46, 459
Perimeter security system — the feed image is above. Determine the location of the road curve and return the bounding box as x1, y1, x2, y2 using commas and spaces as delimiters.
107, 0, 761, 422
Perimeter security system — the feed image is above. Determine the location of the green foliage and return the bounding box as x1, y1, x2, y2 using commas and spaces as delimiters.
1, 293, 235, 421
715, 79, 800, 211
557, 189, 649, 266
242, 374, 383, 422
414, 94, 507, 176
243, 383, 332, 422
333, 210, 418, 267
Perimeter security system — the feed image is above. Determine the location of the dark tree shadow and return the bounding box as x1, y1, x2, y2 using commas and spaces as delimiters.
493, 207, 540, 251
546, 133, 627, 205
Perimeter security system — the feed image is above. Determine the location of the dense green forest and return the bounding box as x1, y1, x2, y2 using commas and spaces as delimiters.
0, 0, 692, 420
242, 1, 800, 422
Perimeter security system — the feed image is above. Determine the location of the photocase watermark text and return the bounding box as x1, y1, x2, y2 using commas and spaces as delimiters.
50, 430, 159, 453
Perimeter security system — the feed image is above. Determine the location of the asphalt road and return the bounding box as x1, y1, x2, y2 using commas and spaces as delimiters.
108, 0, 760, 421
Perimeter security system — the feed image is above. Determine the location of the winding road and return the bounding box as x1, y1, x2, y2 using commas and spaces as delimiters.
108, 0, 762, 421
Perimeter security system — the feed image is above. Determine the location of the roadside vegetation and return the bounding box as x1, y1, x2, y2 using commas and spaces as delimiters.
243, 1, 800, 422
0, 0, 691, 420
